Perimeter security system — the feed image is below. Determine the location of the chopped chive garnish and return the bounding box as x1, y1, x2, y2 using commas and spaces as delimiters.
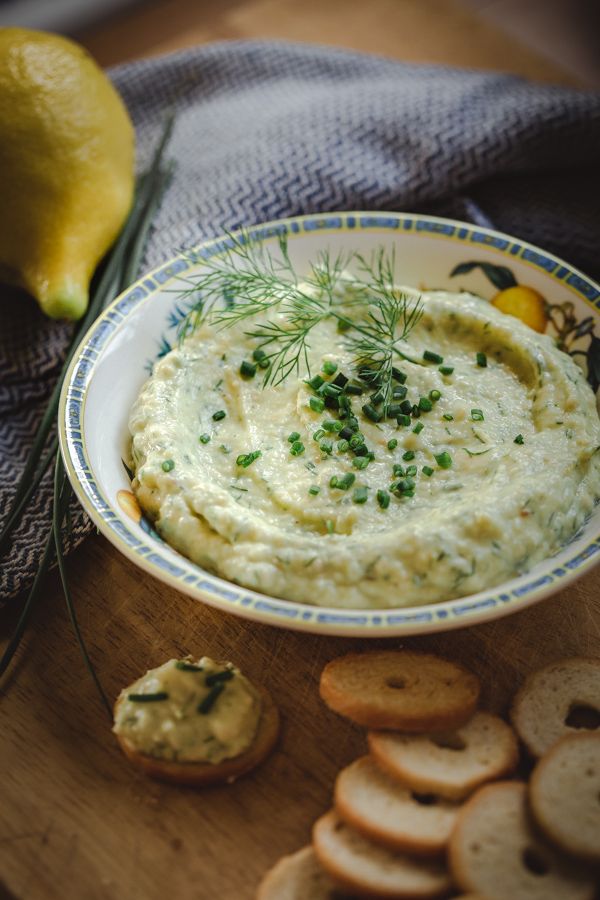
370, 388, 386, 406
397, 414, 411, 427
338, 472, 356, 489
399, 400, 412, 415
320, 438, 333, 454
176, 661, 204, 671
322, 384, 342, 398
338, 395, 351, 410
310, 396, 325, 414
345, 383, 363, 395
411, 405, 421, 418
419, 397, 433, 412
443, 414, 454, 421
309, 484, 320, 495
353, 445, 368, 457
288, 431, 301, 443
322, 361, 338, 375
412, 422, 424, 435
397, 477, 416, 493
402, 450, 415, 461
439, 365, 454, 376
306, 374, 325, 391
406, 465, 417, 477
330, 475, 339, 488
476, 353, 487, 367
362, 404, 383, 423
392, 367, 407, 384
471, 409, 484, 421
352, 456, 369, 470
349, 433, 365, 449
353, 486, 368, 504
198, 683, 225, 714
377, 489, 390, 509
367, 451, 375, 461
253, 348, 266, 361
199, 433, 211, 444
290, 441, 305, 456
435, 451, 453, 468
323, 419, 343, 433
514, 434, 524, 444
162, 459, 175, 472
347, 417, 359, 431
240, 360, 257, 378
326, 520, 334, 535
429, 390, 441, 402
333, 372, 349, 389
387, 438, 398, 450
212, 410, 226, 421
385, 404, 402, 418
402, 490, 415, 498
313, 429, 325, 442
128, 692, 169, 702
422, 465, 434, 477
237, 450, 261, 467
205, 669, 235, 687
392, 385, 408, 399
393, 464, 406, 477
339, 426, 354, 441
423, 350, 443, 364
337, 440, 350, 452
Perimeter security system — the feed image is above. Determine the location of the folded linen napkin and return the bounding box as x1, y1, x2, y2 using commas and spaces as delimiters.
1, 39, 599, 601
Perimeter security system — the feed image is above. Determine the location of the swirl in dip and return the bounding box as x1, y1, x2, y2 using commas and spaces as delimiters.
128, 287, 600, 609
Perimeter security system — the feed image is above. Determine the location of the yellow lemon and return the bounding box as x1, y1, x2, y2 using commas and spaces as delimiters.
0, 28, 135, 320
491, 285, 548, 334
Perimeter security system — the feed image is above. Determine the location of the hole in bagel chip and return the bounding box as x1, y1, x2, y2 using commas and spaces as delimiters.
430, 730, 467, 751
565, 704, 600, 730
522, 847, 549, 877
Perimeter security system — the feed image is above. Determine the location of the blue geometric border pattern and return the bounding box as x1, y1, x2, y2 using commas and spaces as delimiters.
60, 212, 600, 635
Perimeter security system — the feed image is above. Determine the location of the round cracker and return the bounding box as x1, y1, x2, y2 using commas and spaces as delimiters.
319, 650, 480, 731
509, 657, 600, 758
368, 710, 519, 801
313, 809, 453, 899
115, 680, 279, 786
255, 846, 355, 900
335, 755, 461, 856
448, 781, 596, 900
529, 731, 600, 864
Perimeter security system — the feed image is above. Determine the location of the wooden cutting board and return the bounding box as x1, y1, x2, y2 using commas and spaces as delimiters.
1, 3, 596, 899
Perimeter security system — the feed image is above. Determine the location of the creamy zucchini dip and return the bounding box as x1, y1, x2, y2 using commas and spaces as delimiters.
129, 276, 600, 610
113, 657, 261, 763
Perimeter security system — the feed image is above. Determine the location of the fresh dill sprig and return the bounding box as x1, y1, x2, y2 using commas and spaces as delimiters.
177, 231, 423, 394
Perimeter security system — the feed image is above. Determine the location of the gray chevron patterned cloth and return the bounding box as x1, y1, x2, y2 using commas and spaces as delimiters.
2, 39, 600, 601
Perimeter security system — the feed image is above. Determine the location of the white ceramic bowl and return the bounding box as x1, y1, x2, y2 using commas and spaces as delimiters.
59, 212, 600, 636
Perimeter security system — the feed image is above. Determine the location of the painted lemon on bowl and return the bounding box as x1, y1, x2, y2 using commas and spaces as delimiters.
450, 261, 549, 334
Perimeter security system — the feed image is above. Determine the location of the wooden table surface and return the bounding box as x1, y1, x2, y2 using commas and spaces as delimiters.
1, 3, 597, 899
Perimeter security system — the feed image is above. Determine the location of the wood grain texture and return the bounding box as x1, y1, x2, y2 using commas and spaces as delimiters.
1, 2, 597, 898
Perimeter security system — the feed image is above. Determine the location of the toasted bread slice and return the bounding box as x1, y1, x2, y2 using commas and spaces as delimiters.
529, 731, 600, 864
448, 781, 595, 900
335, 755, 461, 856
509, 657, 600, 758
368, 711, 518, 801
313, 809, 453, 899
255, 845, 356, 900
319, 650, 479, 732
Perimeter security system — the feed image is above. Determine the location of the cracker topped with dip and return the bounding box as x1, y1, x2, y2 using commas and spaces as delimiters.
128, 236, 600, 610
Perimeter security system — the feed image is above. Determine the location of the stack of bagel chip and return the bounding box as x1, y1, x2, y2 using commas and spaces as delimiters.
256, 651, 600, 900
